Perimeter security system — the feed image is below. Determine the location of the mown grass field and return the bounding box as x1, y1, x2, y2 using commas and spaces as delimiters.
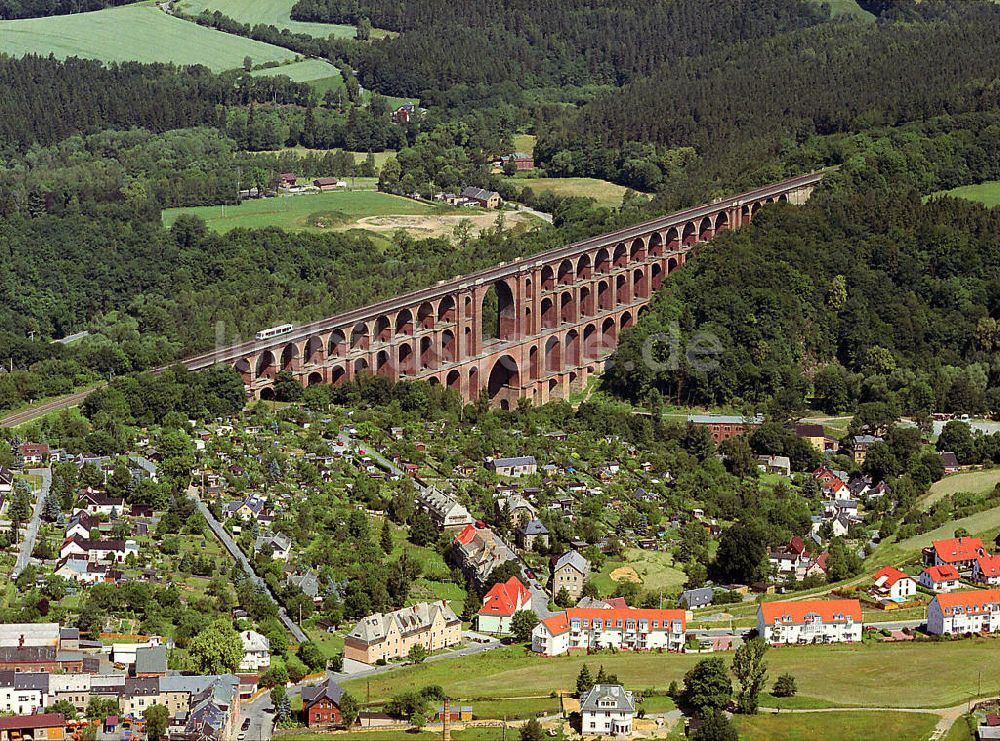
921, 469, 1000, 509
502, 176, 638, 208
0, 4, 295, 70
250, 59, 344, 95
735, 711, 938, 741
342, 639, 1000, 709
177, 0, 392, 38
928, 181, 1000, 208
161, 190, 436, 232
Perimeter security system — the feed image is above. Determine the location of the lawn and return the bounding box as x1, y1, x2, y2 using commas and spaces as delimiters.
176, 0, 392, 39
303, 625, 343, 659
927, 181, 1000, 208
512, 134, 537, 154
251, 59, 344, 94
501, 176, 640, 208
469, 696, 560, 720
161, 190, 444, 233
590, 547, 687, 596
944, 717, 976, 741
735, 711, 938, 741
0, 4, 296, 71
342, 639, 1000, 709
921, 469, 1000, 509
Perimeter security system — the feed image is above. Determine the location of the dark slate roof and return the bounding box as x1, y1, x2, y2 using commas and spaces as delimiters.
135, 646, 167, 675
302, 678, 345, 709
678, 588, 714, 608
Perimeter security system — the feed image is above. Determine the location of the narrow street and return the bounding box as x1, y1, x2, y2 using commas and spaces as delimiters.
12, 468, 50, 579
190, 488, 308, 644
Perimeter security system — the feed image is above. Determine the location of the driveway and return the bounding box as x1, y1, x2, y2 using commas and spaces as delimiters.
12, 468, 49, 579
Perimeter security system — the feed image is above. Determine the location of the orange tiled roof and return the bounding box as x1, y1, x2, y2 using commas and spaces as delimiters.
539, 607, 685, 636
478, 577, 531, 617
759, 599, 861, 625
934, 589, 1000, 614
932, 537, 987, 564
976, 554, 1000, 578
874, 566, 913, 587
923, 565, 960, 582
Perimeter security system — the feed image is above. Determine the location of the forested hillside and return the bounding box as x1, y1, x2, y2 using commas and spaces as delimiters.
535, 2, 1000, 189
604, 118, 1000, 418
292, 0, 824, 94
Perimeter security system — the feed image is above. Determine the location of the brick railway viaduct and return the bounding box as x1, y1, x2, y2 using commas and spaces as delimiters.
183, 172, 824, 407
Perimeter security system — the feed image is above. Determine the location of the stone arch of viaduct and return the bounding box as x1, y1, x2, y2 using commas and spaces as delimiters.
188, 173, 823, 408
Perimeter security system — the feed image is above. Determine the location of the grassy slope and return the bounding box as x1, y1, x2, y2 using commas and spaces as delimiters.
921, 469, 1000, 509
591, 547, 687, 595
0, 4, 295, 70
161, 189, 434, 232
343, 639, 1000, 709
735, 711, 938, 741
501, 176, 639, 208
250, 59, 344, 92
868, 502, 1000, 569
928, 181, 1000, 209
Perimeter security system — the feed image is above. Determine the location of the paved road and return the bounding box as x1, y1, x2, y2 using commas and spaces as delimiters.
512, 203, 554, 224
329, 630, 503, 682
0, 386, 103, 428
12, 468, 50, 579
241, 688, 274, 741
190, 489, 308, 644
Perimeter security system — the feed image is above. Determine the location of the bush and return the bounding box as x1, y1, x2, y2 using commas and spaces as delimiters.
772, 673, 797, 698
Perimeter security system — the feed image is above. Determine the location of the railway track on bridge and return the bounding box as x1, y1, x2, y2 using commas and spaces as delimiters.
181, 172, 825, 372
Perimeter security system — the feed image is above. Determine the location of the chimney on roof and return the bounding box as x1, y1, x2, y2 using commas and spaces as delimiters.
18, 635, 24, 648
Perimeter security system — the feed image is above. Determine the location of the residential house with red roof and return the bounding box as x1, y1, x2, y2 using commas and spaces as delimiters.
927, 589, 1000, 635
756, 599, 862, 645
919, 565, 961, 593
531, 607, 685, 656
871, 567, 917, 601
18, 443, 50, 467
973, 554, 1000, 586
925, 536, 988, 572
476, 576, 532, 634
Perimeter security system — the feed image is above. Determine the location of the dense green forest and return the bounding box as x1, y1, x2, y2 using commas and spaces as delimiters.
0, 55, 406, 153
291, 0, 824, 94
535, 2, 1000, 189
0, 0, 136, 19
605, 119, 1000, 418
